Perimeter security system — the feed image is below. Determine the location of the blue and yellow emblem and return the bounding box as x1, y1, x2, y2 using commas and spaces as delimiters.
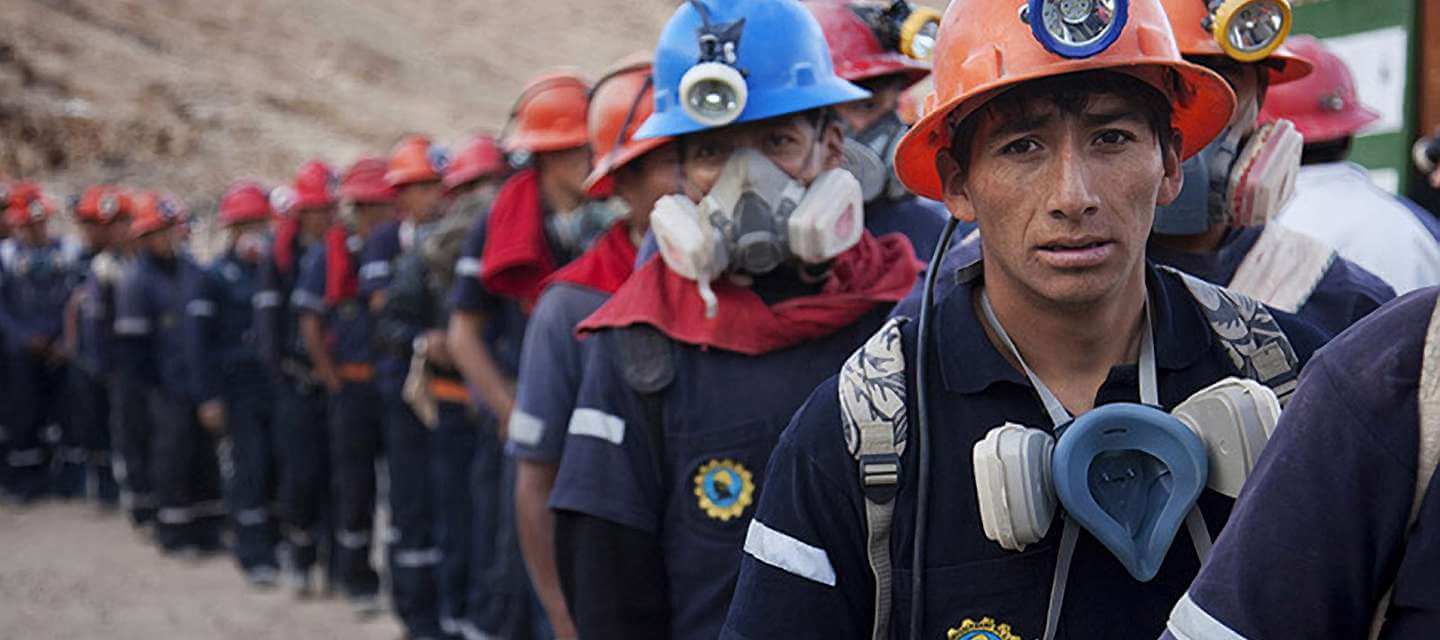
693, 458, 754, 521
947, 617, 1022, 640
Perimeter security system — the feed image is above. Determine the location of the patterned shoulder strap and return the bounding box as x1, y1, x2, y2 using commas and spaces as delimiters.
837, 316, 909, 640
1163, 266, 1301, 404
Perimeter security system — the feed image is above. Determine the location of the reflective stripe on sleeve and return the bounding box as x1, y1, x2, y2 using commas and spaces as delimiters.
508, 410, 545, 446
290, 289, 325, 313
359, 261, 391, 281
115, 316, 151, 335
742, 518, 837, 587
1166, 593, 1249, 640
455, 257, 481, 277
567, 408, 625, 445
253, 290, 281, 308
186, 299, 217, 317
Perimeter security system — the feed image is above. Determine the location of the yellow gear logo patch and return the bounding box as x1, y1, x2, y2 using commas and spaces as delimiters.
947, 617, 1022, 640
693, 458, 754, 521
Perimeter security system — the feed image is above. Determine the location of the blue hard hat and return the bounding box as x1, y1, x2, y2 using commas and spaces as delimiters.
1051, 403, 1209, 582
635, 0, 871, 140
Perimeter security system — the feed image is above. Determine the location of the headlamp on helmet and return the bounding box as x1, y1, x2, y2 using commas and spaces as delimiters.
1021, 0, 1130, 59
679, 1, 750, 128
1205, 0, 1292, 63
851, 1, 943, 62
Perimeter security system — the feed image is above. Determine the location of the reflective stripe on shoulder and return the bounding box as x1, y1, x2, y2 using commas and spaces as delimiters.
508, 409, 545, 446
186, 299, 217, 317
743, 518, 837, 587
455, 256, 482, 278
291, 289, 325, 312
567, 408, 625, 445
1166, 593, 1249, 640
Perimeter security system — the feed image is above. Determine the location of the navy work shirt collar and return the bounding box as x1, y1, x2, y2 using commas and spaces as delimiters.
935, 258, 1210, 394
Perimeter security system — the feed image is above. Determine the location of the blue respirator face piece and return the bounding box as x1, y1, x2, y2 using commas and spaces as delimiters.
1152, 127, 1242, 236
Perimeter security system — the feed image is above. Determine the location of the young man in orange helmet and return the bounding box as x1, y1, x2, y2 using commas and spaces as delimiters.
63, 185, 133, 510
447, 71, 613, 639
723, 1, 1334, 638
255, 161, 340, 596
291, 156, 397, 613
504, 55, 676, 639
1259, 35, 1440, 295
186, 181, 284, 587
1144, 0, 1392, 335
0, 183, 84, 503
114, 193, 224, 554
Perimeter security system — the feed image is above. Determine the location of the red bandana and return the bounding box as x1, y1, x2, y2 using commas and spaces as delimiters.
478, 168, 554, 309
544, 222, 637, 295
578, 232, 921, 356
323, 224, 357, 306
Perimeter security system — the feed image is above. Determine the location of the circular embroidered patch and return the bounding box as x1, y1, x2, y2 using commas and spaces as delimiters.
948, 617, 1022, 640
693, 458, 754, 522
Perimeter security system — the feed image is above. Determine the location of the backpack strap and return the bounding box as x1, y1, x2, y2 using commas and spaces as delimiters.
838, 316, 910, 640
1227, 225, 1336, 314
616, 325, 677, 493
1369, 294, 1440, 638
1163, 266, 1301, 405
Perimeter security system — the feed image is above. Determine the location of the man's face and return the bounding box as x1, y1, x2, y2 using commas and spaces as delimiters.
79, 220, 109, 248
678, 113, 844, 200
352, 202, 395, 229
833, 76, 908, 134
397, 181, 444, 223
538, 146, 594, 205
297, 205, 335, 239
1194, 58, 1265, 136
942, 92, 1183, 307
614, 142, 681, 233
17, 219, 47, 245
143, 227, 176, 258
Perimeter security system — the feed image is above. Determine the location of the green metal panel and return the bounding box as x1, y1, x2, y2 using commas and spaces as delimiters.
1291, 0, 1417, 191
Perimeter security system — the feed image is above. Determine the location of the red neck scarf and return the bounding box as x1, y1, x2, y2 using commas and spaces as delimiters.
323, 224, 357, 306
578, 232, 921, 356
272, 217, 302, 275
544, 222, 637, 295
479, 168, 554, 309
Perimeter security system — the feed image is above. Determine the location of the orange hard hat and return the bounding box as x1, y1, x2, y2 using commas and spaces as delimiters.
385, 135, 447, 188
343, 157, 399, 203
1160, 0, 1311, 84
1259, 35, 1378, 143
130, 192, 188, 238
583, 56, 672, 195
73, 185, 134, 225
893, 0, 1236, 201
293, 160, 339, 210
443, 135, 507, 193
503, 71, 591, 154
4, 181, 53, 227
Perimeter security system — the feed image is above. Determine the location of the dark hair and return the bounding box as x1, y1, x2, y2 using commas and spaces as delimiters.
946, 70, 1176, 178
1300, 136, 1351, 165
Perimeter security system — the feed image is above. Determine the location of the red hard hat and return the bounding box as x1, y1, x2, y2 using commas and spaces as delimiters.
584, 56, 672, 195
343, 157, 399, 203
130, 192, 188, 239
293, 160, 339, 210
894, 0, 1235, 201
1259, 35, 1378, 144
803, 1, 930, 87
503, 71, 591, 154
74, 185, 134, 225
443, 135, 507, 193
1160, 0, 1312, 85
385, 135, 446, 188
4, 181, 53, 227
219, 181, 274, 227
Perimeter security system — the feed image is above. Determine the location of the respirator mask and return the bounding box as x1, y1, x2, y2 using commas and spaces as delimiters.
971, 291, 1282, 640
841, 112, 910, 203
651, 148, 864, 317
1153, 99, 1303, 235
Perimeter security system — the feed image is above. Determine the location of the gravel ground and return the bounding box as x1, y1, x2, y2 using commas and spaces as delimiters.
0, 501, 402, 640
